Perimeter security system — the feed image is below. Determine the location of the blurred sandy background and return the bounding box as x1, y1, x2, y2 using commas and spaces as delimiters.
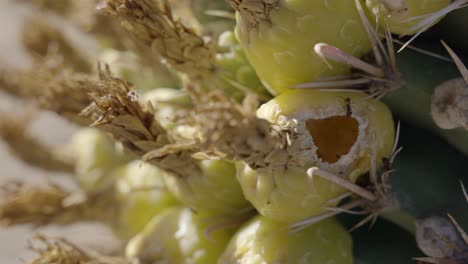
0, 1, 120, 262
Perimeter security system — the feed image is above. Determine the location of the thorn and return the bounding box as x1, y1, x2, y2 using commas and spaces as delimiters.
314, 43, 385, 77
441, 40, 468, 85
307, 167, 377, 201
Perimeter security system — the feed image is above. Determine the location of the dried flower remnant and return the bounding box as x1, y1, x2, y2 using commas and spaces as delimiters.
0, 115, 74, 173
0, 63, 94, 126
0, 181, 116, 227
227, 0, 280, 30
431, 42, 468, 131
176, 85, 295, 170
27, 234, 129, 264
22, 17, 93, 73
18, 0, 73, 15
81, 65, 201, 178
104, 0, 217, 81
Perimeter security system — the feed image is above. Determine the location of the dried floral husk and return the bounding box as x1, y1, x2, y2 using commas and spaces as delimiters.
104, 0, 268, 100
365, 0, 451, 35
0, 115, 74, 173
218, 215, 352, 264
104, 0, 217, 81
231, 0, 372, 94
80, 66, 201, 179
431, 78, 468, 130
110, 160, 179, 240
126, 207, 235, 264
0, 63, 95, 126
382, 46, 468, 156
27, 234, 129, 264
0, 181, 117, 227
415, 216, 468, 262
22, 17, 93, 73
234, 89, 394, 223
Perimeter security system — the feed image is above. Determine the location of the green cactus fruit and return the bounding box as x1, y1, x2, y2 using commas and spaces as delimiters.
382, 45, 468, 156
126, 207, 234, 264
142, 88, 192, 130
163, 159, 250, 216
218, 216, 352, 264
111, 160, 179, 240
232, 0, 372, 94
216, 30, 271, 101
236, 89, 394, 223
365, 0, 452, 35
70, 128, 131, 193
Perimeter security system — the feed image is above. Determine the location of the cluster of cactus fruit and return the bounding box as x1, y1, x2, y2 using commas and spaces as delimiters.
0, 0, 468, 263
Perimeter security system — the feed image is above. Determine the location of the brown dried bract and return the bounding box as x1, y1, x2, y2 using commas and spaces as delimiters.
227, 0, 280, 30
177, 85, 297, 170
104, 0, 217, 81
27, 234, 129, 264
22, 17, 92, 73
0, 180, 116, 227
81, 65, 201, 178
0, 115, 75, 173
0, 62, 94, 126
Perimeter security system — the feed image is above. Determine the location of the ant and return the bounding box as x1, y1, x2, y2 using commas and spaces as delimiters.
344, 97, 352, 117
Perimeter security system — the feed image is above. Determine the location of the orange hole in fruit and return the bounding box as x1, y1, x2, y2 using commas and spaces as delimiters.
306, 116, 359, 163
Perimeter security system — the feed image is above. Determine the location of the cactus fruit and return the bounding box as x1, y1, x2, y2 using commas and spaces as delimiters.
231, 0, 372, 94
218, 216, 352, 264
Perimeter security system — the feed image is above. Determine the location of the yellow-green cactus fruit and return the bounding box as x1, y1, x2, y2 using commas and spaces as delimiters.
218, 216, 352, 264
163, 159, 250, 216
142, 88, 192, 130
70, 127, 131, 193
365, 0, 451, 35
236, 89, 394, 223
232, 0, 372, 95
126, 207, 234, 264
216, 30, 271, 101
111, 160, 179, 240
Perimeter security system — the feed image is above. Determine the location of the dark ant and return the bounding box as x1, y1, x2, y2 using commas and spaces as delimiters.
345, 97, 352, 117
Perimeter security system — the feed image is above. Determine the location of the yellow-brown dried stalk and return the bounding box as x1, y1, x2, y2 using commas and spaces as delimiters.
27, 234, 129, 264
0, 63, 94, 126
81, 65, 201, 178
0, 180, 117, 227
104, 0, 217, 81
0, 115, 74, 173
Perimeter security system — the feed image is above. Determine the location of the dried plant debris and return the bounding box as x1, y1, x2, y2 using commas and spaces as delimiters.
81, 65, 201, 178
0, 180, 116, 227
0, 115, 74, 173
104, 0, 217, 80
22, 17, 93, 73
27, 234, 129, 264
431, 42, 468, 131
415, 216, 468, 264
227, 0, 280, 30
0, 63, 94, 126
176, 85, 298, 170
